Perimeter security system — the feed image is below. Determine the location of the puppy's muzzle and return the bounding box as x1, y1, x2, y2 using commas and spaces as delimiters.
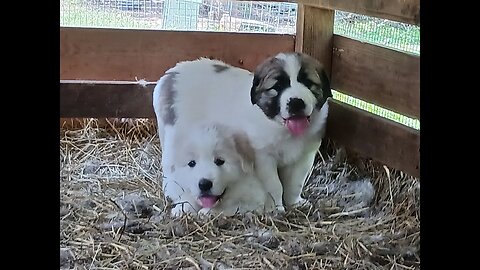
198, 178, 213, 192
197, 178, 227, 209
284, 98, 311, 137
287, 98, 306, 116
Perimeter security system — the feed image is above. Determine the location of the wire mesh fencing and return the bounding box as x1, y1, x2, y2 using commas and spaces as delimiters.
60, 0, 419, 54
60, 0, 420, 129
60, 0, 297, 34
334, 11, 419, 55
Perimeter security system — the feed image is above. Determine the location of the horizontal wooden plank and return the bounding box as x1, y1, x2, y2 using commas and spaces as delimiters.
60, 80, 156, 118
326, 99, 419, 177
60, 27, 295, 81
298, 0, 420, 25
60, 81, 419, 177
331, 35, 419, 119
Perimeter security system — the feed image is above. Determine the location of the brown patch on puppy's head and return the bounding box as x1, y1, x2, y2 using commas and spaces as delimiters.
206, 124, 255, 174
296, 53, 332, 108
250, 57, 290, 119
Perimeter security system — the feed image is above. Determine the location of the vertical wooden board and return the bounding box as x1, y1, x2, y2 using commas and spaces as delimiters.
295, 4, 306, 53
295, 5, 334, 78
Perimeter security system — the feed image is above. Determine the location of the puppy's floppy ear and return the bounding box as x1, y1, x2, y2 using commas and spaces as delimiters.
232, 133, 255, 174
250, 56, 284, 105
317, 68, 332, 101
250, 75, 260, 105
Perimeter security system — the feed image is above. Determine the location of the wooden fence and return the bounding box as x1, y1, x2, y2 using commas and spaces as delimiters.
60, 0, 420, 177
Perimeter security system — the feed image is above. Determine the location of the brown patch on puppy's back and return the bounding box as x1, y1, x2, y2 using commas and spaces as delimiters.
158, 71, 179, 125
213, 64, 230, 73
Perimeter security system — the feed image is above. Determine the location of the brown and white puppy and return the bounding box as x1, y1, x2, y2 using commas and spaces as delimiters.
153, 52, 332, 212
161, 122, 275, 217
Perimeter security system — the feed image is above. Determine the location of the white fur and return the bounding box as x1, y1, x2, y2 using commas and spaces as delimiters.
279, 82, 317, 120
161, 122, 274, 217
276, 53, 317, 120
153, 54, 330, 212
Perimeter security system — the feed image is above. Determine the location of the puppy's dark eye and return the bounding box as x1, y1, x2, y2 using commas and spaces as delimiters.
188, 160, 196, 168
214, 158, 225, 166
272, 75, 290, 90
297, 68, 318, 89
303, 79, 315, 89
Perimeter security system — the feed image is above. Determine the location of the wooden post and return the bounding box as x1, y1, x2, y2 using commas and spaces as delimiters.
295, 4, 334, 79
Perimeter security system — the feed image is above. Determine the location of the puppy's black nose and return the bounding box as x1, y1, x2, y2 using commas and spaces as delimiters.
198, 178, 213, 192
287, 98, 306, 115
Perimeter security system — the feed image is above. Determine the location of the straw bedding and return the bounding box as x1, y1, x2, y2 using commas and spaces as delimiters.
60, 118, 420, 270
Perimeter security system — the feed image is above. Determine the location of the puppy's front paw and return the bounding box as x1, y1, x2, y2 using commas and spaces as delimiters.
198, 208, 214, 218
288, 197, 311, 209
170, 205, 186, 217
169, 202, 197, 217
274, 204, 286, 213
261, 204, 285, 217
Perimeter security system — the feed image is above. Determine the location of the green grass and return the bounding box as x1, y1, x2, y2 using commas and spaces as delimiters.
332, 90, 420, 130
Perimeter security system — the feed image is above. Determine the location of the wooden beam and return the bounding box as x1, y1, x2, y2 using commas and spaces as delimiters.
331, 35, 420, 119
326, 99, 420, 178
298, 0, 420, 26
295, 4, 305, 53
60, 28, 295, 81
295, 5, 334, 78
60, 80, 157, 118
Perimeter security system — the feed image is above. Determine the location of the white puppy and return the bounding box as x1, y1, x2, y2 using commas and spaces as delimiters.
153, 52, 332, 212
161, 122, 274, 217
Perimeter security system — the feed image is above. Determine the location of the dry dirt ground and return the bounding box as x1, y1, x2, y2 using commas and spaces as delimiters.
60, 118, 420, 269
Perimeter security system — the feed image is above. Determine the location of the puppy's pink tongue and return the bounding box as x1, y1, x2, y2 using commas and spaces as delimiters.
285, 117, 310, 137
198, 196, 218, 208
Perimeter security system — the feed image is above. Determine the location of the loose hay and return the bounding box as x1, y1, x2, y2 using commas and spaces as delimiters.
60, 118, 420, 269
